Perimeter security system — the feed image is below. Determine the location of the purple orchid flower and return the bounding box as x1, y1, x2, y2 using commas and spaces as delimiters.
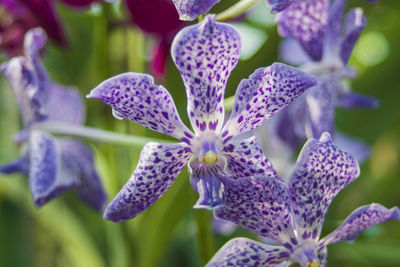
270, 0, 379, 61
207, 132, 400, 267
265, 0, 378, 163
171, 0, 221, 21
0, 28, 106, 211
87, 15, 318, 222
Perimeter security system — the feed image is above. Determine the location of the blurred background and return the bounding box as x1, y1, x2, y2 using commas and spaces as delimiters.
0, 0, 399, 266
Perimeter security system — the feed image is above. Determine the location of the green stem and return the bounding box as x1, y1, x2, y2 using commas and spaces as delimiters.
224, 95, 235, 112
194, 210, 216, 265
33, 122, 170, 147
215, 0, 260, 21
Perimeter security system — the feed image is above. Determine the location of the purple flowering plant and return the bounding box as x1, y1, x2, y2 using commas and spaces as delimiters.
0, 28, 106, 210
207, 132, 399, 266
88, 15, 317, 222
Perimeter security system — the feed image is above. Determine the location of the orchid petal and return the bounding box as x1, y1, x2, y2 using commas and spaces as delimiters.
279, 38, 311, 66
0, 157, 29, 175
222, 136, 281, 181
320, 204, 400, 246
306, 81, 336, 139
267, 0, 295, 13
215, 176, 294, 244
88, 73, 194, 143
335, 132, 371, 163
276, 0, 329, 61
29, 130, 78, 207
323, 0, 346, 57
190, 170, 224, 209
171, 15, 241, 133
103, 142, 192, 222
340, 8, 366, 64
288, 132, 359, 241
59, 139, 106, 212
338, 92, 379, 109
222, 63, 317, 139
206, 238, 289, 267
172, 0, 220, 21
47, 84, 85, 125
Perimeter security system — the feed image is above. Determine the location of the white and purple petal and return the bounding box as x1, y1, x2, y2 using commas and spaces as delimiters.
337, 92, 379, 109
323, 0, 346, 58
59, 139, 106, 212
190, 168, 224, 209
222, 63, 317, 139
29, 130, 78, 207
47, 84, 85, 125
103, 142, 192, 222
267, 0, 295, 13
276, 0, 329, 61
215, 176, 294, 244
222, 136, 281, 181
340, 8, 366, 64
319, 204, 400, 246
288, 132, 360, 241
171, 15, 241, 133
88, 73, 194, 144
279, 38, 311, 66
206, 238, 289, 267
172, 0, 220, 21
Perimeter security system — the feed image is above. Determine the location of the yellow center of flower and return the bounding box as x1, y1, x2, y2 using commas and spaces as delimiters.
201, 151, 218, 166
307, 260, 320, 267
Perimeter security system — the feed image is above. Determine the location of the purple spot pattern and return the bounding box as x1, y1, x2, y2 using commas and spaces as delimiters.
172, 0, 220, 21
103, 142, 192, 222
29, 130, 78, 207
223, 63, 318, 138
171, 15, 241, 133
340, 8, 366, 64
222, 136, 281, 181
276, 0, 329, 61
267, 0, 295, 13
206, 238, 289, 267
216, 176, 294, 244
320, 204, 400, 246
59, 139, 107, 212
288, 132, 359, 240
88, 73, 193, 142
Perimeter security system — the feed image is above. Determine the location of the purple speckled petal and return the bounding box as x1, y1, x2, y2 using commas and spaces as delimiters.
222, 136, 281, 181
338, 92, 379, 109
87, 73, 194, 143
103, 142, 192, 222
335, 132, 370, 163
0, 157, 29, 175
171, 0, 220, 21
222, 63, 317, 139
305, 81, 336, 139
29, 130, 78, 207
276, 0, 329, 61
171, 15, 241, 134
59, 139, 106, 212
319, 204, 400, 246
267, 0, 295, 13
47, 84, 85, 125
215, 176, 295, 244
279, 38, 311, 66
288, 132, 360, 241
340, 8, 366, 64
206, 238, 289, 267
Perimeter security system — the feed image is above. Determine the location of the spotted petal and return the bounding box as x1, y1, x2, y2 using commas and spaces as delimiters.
171, 15, 241, 134
88, 73, 193, 144
319, 204, 400, 246
206, 238, 289, 267
288, 132, 360, 241
276, 0, 329, 60
171, 0, 220, 21
340, 8, 366, 64
59, 139, 106, 212
103, 142, 192, 222
222, 136, 281, 181
215, 176, 294, 244
29, 130, 78, 207
222, 63, 317, 140
267, 0, 295, 13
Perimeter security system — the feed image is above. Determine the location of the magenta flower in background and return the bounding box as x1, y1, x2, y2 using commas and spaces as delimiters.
207, 132, 399, 266
88, 15, 317, 222
125, 0, 186, 78
0, 28, 106, 210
